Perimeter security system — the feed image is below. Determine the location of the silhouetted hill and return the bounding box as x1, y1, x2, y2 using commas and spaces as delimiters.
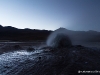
0, 25, 52, 41
0, 25, 100, 42
55, 28, 100, 42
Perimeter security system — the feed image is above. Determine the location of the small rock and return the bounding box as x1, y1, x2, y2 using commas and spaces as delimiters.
27, 47, 35, 51
13, 45, 22, 50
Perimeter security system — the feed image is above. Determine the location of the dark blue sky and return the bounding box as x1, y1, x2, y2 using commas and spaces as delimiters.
0, 0, 100, 31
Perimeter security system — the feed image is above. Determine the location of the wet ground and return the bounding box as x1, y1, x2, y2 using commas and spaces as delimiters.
0, 42, 100, 75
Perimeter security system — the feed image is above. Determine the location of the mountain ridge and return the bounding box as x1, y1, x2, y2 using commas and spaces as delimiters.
0, 25, 100, 42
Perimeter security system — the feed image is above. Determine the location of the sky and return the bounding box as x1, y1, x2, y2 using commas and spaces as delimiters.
0, 0, 100, 31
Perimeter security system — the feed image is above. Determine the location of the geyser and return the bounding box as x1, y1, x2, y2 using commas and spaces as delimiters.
46, 28, 72, 48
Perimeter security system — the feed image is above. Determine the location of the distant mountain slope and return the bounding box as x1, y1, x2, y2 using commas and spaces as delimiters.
50, 28, 100, 42
0, 25, 52, 41
0, 25, 100, 42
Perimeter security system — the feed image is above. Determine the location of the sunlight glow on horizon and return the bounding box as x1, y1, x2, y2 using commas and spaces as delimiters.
0, 0, 100, 31
0, 0, 66, 30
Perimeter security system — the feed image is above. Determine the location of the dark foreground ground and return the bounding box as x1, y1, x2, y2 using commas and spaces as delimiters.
0, 42, 100, 75
0, 42, 45, 54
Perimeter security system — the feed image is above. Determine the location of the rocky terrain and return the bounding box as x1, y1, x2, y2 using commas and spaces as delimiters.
0, 28, 100, 75
0, 44, 100, 75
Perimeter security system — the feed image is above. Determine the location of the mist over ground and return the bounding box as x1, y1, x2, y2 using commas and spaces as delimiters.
0, 27, 100, 75
47, 28, 100, 48
0, 0, 100, 74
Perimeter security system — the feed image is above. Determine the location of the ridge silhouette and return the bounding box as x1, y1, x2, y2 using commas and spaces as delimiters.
0, 25, 100, 42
